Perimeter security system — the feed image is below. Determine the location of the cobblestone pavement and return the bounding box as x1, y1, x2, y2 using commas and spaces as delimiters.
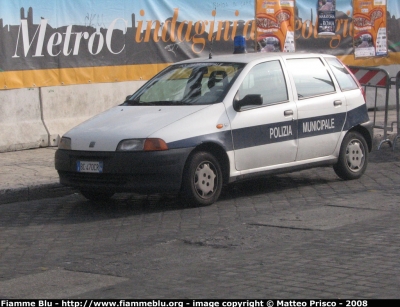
1, 145, 400, 299
1, 110, 400, 299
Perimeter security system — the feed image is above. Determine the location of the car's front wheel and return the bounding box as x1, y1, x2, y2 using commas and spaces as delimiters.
80, 190, 114, 202
333, 131, 368, 180
181, 151, 223, 206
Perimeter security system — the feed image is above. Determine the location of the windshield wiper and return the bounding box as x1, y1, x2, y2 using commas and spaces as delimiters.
122, 100, 193, 106
147, 100, 191, 106
122, 100, 155, 106
122, 99, 138, 106
171, 101, 193, 105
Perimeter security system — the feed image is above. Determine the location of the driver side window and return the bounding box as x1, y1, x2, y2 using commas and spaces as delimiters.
239, 60, 288, 107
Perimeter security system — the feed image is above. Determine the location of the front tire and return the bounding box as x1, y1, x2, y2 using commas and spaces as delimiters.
334, 131, 368, 180
181, 151, 223, 206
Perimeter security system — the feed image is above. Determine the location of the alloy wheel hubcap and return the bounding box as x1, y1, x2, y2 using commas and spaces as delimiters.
194, 162, 216, 198
346, 140, 364, 171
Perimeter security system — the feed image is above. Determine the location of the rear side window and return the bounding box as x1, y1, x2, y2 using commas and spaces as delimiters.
286, 58, 335, 99
325, 57, 359, 91
239, 60, 288, 106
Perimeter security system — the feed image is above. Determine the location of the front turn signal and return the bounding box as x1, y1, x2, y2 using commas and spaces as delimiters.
143, 138, 169, 151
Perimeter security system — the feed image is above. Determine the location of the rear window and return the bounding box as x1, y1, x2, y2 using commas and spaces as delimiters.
286, 58, 335, 99
325, 57, 359, 91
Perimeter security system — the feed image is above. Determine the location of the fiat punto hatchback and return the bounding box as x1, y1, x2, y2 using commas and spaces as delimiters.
55, 53, 373, 205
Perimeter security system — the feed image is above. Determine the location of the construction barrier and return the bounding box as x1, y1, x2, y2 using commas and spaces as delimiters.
349, 66, 393, 149
40, 81, 146, 147
0, 88, 49, 152
0, 80, 146, 153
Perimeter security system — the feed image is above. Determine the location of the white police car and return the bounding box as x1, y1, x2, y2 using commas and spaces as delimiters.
55, 53, 373, 205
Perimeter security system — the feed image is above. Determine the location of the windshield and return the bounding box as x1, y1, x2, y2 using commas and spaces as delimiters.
123, 62, 245, 106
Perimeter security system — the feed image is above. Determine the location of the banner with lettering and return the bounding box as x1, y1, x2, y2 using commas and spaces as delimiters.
1, 0, 400, 90
256, 0, 296, 52
0, 0, 256, 89
353, 0, 388, 58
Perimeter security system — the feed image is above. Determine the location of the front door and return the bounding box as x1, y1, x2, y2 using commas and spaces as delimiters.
227, 60, 298, 171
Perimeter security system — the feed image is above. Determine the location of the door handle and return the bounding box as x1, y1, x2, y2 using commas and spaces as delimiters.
334, 100, 342, 107
284, 110, 294, 116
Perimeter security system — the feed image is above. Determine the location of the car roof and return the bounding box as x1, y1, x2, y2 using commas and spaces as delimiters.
177, 52, 337, 65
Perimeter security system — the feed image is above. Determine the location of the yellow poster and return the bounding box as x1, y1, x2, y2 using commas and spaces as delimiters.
353, 0, 388, 58
256, 0, 295, 52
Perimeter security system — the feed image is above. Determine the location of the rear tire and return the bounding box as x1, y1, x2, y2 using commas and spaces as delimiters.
80, 190, 114, 202
181, 151, 223, 206
333, 131, 368, 180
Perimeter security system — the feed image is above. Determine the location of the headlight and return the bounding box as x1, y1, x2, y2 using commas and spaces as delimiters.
116, 139, 145, 151
117, 138, 168, 151
58, 137, 71, 150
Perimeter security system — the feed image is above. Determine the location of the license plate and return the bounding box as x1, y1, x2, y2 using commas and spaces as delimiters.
77, 161, 103, 173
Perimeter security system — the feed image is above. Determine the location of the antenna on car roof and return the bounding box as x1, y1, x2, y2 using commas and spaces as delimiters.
209, 38, 214, 59
209, 6, 217, 59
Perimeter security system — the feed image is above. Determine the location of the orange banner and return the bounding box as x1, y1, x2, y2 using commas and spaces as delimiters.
353, 0, 388, 58
256, 0, 296, 52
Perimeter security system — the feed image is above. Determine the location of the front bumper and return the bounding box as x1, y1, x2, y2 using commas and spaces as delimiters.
55, 148, 193, 194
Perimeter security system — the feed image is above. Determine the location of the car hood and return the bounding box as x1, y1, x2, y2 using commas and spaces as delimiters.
64, 105, 210, 151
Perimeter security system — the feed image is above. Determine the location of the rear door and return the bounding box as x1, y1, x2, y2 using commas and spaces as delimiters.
285, 57, 346, 161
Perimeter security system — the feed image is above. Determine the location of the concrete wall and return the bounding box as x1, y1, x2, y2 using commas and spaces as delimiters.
0, 81, 145, 153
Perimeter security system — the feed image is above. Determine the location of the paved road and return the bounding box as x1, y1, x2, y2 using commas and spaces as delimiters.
1, 145, 400, 299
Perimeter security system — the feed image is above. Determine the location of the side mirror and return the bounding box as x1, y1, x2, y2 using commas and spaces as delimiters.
233, 94, 263, 111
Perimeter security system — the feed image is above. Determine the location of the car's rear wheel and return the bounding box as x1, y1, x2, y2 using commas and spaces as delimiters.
334, 131, 368, 180
181, 151, 223, 206
80, 190, 114, 202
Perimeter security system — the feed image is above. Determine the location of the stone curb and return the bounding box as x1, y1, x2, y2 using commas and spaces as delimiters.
0, 183, 76, 205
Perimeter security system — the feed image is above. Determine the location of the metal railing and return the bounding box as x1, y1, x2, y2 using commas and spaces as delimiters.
392, 71, 400, 150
